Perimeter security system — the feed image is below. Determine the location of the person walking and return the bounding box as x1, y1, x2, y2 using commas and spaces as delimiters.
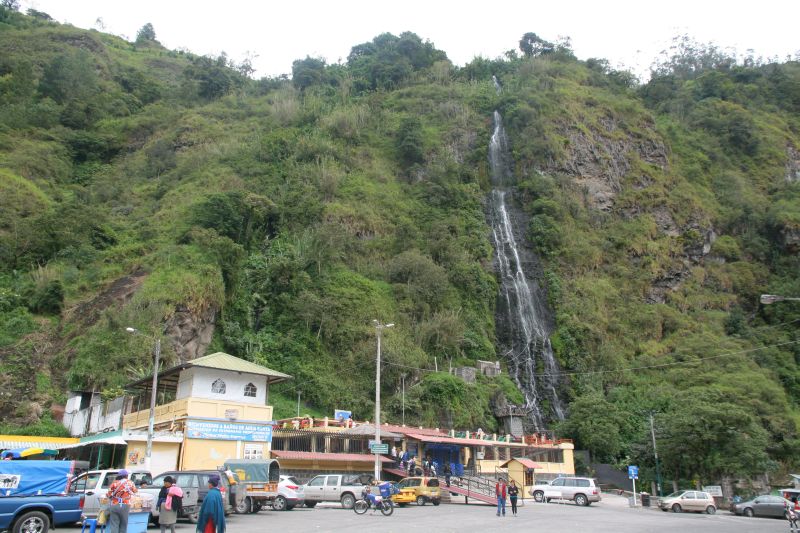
495, 477, 507, 517
157, 476, 183, 533
408, 456, 416, 477
196, 475, 226, 533
508, 479, 519, 516
443, 462, 452, 487
106, 469, 137, 533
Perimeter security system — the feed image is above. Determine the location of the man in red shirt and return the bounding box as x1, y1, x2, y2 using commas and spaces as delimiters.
495, 477, 507, 517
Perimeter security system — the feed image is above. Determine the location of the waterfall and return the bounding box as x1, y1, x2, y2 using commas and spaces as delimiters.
488, 93, 566, 430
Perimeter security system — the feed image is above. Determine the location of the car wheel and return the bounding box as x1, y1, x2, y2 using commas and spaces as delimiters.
706, 505, 716, 515
235, 497, 251, 514
416, 496, 426, 506
287, 505, 295, 511
341, 493, 356, 509
304, 501, 317, 508
272, 495, 288, 511
671, 503, 682, 513
187, 509, 199, 524
533, 491, 544, 503
432, 499, 440, 506
575, 494, 588, 507
743, 507, 754, 517
13, 511, 49, 533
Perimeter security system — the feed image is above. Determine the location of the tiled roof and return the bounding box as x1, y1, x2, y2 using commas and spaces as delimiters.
380, 424, 449, 437
271, 451, 394, 463
501, 458, 542, 469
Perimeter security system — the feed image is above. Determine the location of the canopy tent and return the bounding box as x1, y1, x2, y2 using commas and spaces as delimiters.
0, 448, 58, 459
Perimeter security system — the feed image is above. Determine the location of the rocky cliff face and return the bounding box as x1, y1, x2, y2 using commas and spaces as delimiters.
164, 305, 217, 363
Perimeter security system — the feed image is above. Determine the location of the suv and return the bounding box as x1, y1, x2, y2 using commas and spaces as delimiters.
530, 477, 602, 506
659, 490, 716, 514
141, 470, 242, 522
271, 475, 305, 511
392, 477, 441, 506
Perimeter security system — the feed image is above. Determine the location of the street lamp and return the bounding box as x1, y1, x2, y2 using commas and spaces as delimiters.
649, 412, 663, 497
761, 294, 800, 305
126, 327, 161, 473
372, 319, 394, 482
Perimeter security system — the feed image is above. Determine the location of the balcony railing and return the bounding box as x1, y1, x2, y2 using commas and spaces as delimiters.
123, 398, 273, 429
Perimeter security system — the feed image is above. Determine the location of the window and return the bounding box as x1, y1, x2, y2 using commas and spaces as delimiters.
326, 476, 341, 486
176, 474, 196, 488
308, 476, 325, 486
564, 479, 577, 487
406, 479, 421, 487
211, 378, 226, 394
427, 479, 440, 487
576, 479, 590, 487
244, 443, 263, 459
244, 382, 257, 397
550, 478, 565, 487
101, 475, 116, 489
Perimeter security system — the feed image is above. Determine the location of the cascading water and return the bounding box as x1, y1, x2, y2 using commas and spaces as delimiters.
488, 89, 566, 430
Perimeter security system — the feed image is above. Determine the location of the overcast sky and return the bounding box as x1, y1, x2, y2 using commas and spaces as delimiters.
19, 0, 800, 80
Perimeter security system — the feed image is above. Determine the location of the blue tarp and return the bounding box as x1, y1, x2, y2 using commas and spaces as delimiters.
0, 460, 76, 496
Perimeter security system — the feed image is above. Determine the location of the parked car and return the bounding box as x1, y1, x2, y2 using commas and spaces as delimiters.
731, 495, 792, 518
141, 470, 240, 523
658, 490, 716, 514
530, 477, 602, 506
270, 475, 305, 511
391, 477, 441, 506
67, 469, 152, 519
0, 460, 85, 533
302, 473, 373, 509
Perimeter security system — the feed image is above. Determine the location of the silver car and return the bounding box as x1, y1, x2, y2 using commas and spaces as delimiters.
271, 475, 305, 511
530, 477, 602, 506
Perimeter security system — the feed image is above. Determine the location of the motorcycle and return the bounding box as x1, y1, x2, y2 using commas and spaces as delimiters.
353, 486, 394, 516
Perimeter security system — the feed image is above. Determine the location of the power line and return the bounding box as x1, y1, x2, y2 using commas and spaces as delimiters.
381, 338, 800, 379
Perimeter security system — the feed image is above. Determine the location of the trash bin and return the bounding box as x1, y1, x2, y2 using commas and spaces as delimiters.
641, 493, 651, 507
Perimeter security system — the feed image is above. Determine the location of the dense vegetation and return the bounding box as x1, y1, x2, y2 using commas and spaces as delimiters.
0, 7, 798, 493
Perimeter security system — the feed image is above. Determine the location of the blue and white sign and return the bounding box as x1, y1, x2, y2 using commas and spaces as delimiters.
334, 410, 352, 422
628, 465, 639, 480
186, 420, 272, 442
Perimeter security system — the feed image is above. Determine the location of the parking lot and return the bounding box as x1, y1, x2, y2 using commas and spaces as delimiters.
77, 495, 789, 533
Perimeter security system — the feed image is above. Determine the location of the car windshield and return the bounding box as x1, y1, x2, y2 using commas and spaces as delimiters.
665, 491, 685, 498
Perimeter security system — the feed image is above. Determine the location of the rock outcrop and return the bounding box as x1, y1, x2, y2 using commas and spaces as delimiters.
164, 305, 217, 363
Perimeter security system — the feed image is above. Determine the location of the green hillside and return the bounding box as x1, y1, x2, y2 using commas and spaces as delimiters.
1, 8, 799, 490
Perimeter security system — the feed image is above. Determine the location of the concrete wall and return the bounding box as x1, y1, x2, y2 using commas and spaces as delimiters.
177, 367, 267, 405
63, 393, 123, 437
179, 438, 272, 470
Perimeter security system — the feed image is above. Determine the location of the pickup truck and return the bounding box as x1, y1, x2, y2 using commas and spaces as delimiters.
0, 494, 84, 533
0, 460, 84, 533
302, 473, 373, 509
67, 469, 152, 519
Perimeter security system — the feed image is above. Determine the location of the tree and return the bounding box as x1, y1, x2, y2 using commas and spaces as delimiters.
519, 32, 554, 57
1, 0, 19, 10
291, 56, 326, 91
136, 23, 157, 43
396, 116, 424, 169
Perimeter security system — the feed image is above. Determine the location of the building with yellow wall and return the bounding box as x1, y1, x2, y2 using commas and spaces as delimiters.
122, 352, 291, 474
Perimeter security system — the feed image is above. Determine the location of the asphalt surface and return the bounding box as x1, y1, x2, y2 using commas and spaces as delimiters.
68, 495, 790, 532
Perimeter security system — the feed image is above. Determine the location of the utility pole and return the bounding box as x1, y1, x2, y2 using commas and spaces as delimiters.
373, 320, 394, 482
296, 390, 301, 417
401, 375, 406, 426
649, 412, 663, 496
126, 327, 159, 473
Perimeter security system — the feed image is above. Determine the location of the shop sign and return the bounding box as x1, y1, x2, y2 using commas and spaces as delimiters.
186, 420, 272, 442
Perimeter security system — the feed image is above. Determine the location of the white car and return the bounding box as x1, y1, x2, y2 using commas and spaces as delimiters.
271, 475, 305, 511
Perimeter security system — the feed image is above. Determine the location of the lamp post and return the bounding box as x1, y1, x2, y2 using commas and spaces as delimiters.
760, 294, 800, 305
372, 319, 394, 482
126, 327, 161, 473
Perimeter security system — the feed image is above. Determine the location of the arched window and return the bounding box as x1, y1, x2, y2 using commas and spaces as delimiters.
211, 378, 226, 394
244, 383, 257, 398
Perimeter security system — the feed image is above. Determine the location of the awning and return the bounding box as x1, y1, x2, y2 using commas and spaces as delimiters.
0, 448, 58, 459
62, 436, 128, 449
271, 451, 394, 463
405, 433, 529, 447
0, 439, 77, 450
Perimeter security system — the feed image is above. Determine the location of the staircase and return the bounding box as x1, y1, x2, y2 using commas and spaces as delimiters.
383, 465, 497, 505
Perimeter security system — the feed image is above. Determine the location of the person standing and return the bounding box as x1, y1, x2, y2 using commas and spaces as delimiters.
495, 477, 507, 517
443, 462, 452, 487
391, 445, 398, 465
106, 469, 137, 533
157, 476, 183, 533
408, 456, 416, 477
508, 479, 519, 516
196, 475, 226, 533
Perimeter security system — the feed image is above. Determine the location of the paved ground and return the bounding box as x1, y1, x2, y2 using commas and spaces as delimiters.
73, 495, 790, 532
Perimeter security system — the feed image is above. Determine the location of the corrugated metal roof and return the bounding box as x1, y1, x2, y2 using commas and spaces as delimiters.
405, 433, 529, 447
271, 451, 393, 463
191, 352, 293, 381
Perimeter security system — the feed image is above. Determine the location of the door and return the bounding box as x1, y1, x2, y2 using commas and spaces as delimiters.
305, 476, 325, 501
562, 478, 577, 500
175, 473, 198, 510
683, 491, 699, 511
548, 478, 565, 499
324, 475, 341, 500
70, 472, 103, 516
754, 496, 782, 517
